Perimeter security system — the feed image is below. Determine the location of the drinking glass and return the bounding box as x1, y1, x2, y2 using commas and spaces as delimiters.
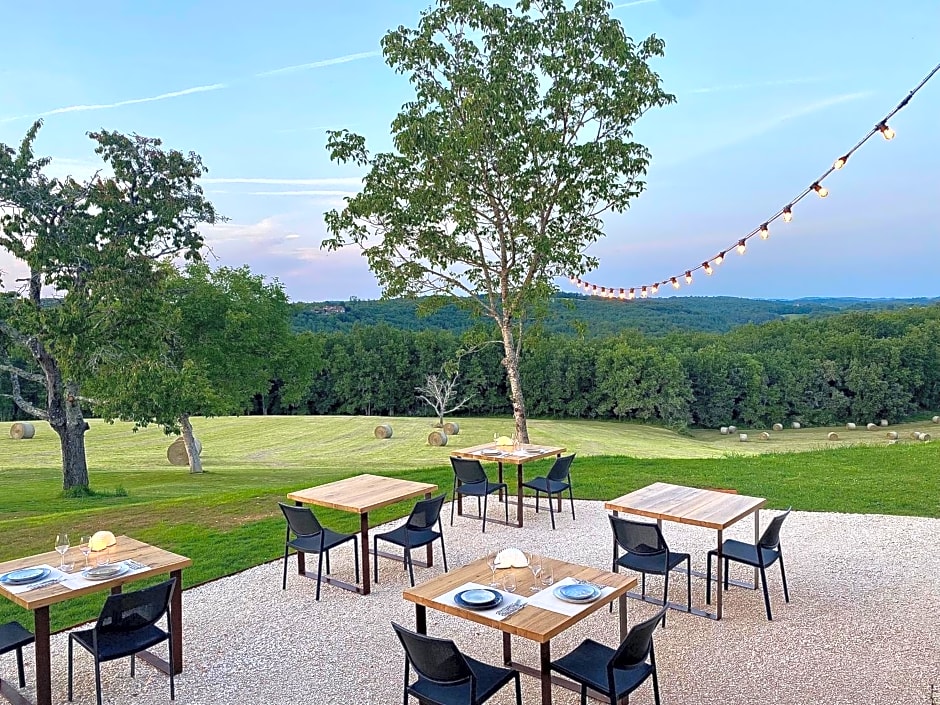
503, 570, 517, 594
487, 551, 500, 587
55, 533, 70, 569
79, 535, 92, 567
527, 552, 542, 591
540, 563, 555, 587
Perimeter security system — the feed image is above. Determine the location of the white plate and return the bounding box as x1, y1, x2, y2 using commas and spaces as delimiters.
0, 567, 49, 585
553, 583, 601, 603
81, 564, 129, 581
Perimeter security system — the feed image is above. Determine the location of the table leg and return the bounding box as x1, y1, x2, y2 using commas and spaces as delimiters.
753, 509, 761, 589
516, 464, 524, 527
619, 593, 629, 639
457, 478, 463, 515
539, 641, 552, 705
415, 605, 427, 634
361, 512, 372, 596
170, 569, 184, 674
425, 491, 434, 568
502, 632, 512, 666
498, 462, 505, 502
34, 606, 51, 705
715, 528, 724, 620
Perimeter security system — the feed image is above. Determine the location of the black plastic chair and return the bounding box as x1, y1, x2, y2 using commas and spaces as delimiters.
279, 502, 360, 600
707, 508, 791, 620
0, 621, 34, 691
391, 622, 522, 705
68, 579, 176, 705
449, 457, 508, 533
521, 454, 576, 529
550, 607, 665, 705
374, 494, 449, 586
609, 515, 691, 626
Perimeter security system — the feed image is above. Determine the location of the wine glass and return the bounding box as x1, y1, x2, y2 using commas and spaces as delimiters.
502, 570, 516, 594
527, 552, 542, 592
79, 535, 92, 567
486, 551, 500, 587
55, 533, 70, 570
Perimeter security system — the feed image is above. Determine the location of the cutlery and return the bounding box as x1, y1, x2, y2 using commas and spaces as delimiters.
24, 577, 66, 592
575, 578, 606, 591
496, 599, 525, 617
124, 559, 147, 570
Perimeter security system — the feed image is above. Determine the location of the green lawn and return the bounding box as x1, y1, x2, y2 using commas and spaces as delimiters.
1, 415, 937, 631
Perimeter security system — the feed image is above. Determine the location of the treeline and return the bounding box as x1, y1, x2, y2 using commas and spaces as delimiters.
294, 305, 940, 427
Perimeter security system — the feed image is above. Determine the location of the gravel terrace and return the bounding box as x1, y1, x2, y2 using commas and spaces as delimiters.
7, 502, 940, 705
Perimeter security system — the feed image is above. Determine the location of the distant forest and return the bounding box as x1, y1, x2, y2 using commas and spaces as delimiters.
291, 294, 940, 337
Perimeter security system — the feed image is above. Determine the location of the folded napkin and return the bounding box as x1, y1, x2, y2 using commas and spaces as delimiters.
526, 576, 617, 616
433, 581, 528, 621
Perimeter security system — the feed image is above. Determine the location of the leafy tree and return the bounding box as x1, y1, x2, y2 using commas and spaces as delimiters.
0, 122, 218, 490
322, 0, 674, 441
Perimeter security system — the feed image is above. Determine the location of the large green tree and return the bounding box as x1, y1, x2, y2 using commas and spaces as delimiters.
322, 0, 674, 441
0, 122, 218, 490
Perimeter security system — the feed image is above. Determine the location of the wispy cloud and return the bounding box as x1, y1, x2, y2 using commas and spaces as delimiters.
256, 51, 380, 77
202, 177, 362, 186
612, 0, 657, 9
689, 76, 836, 95
243, 190, 357, 197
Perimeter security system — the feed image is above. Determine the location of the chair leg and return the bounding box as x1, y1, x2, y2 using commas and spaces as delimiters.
450, 485, 457, 526
651, 662, 661, 705
779, 554, 790, 602
373, 536, 380, 584
353, 538, 361, 584
67, 637, 74, 701
477, 496, 482, 517
662, 571, 669, 627
514, 672, 523, 705
168, 622, 176, 701
685, 556, 692, 613
641, 572, 646, 597
482, 493, 488, 533
325, 550, 332, 575
581, 684, 588, 705
282, 545, 290, 590
724, 557, 730, 590
503, 491, 508, 524
568, 485, 575, 521
94, 658, 103, 705
130, 653, 135, 677
706, 552, 713, 605
548, 492, 556, 530
439, 536, 449, 573
316, 550, 325, 601
16, 645, 26, 687
534, 489, 540, 513
759, 565, 773, 620
406, 548, 415, 587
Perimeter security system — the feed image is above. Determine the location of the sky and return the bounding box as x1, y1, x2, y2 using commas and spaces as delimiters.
1, 0, 938, 303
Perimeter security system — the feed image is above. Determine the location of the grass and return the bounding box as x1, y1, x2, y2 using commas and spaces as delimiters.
1, 415, 937, 631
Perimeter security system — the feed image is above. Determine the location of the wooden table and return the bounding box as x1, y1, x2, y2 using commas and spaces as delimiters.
450, 443, 565, 528
403, 556, 636, 704
0, 537, 191, 705
605, 482, 766, 620
288, 474, 438, 596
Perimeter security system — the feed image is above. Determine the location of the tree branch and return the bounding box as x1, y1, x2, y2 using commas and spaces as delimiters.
7, 372, 49, 419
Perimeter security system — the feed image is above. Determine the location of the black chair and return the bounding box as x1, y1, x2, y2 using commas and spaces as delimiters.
68, 579, 176, 705
374, 494, 449, 586
521, 454, 576, 529
449, 457, 508, 533
391, 622, 522, 705
707, 508, 791, 620
279, 502, 360, 600
0, 621, 34, 692
609, 515, 691, 626
550, 607, 665, 705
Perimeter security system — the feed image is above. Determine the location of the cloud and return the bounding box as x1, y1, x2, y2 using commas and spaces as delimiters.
243, 190, 356, 197
256, 51, 380, 78
612, 0, 657, 8
201, 177, 363, 186
688, 76, 835, 95
284, 233, 301, 240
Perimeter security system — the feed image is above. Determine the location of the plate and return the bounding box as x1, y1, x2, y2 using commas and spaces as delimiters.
454, 589, 503, 610
81, 564, 129, 581
479, 449, 503, 456
554, 583, 601, 603
0, 567, 50, 585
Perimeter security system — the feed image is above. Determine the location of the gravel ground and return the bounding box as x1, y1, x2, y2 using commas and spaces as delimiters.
8, 502, 940, 705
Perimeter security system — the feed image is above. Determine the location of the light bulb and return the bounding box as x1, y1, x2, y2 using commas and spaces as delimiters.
640, 286, 648, 298
703, 261, 713, 275
628, 288, 636, 300
591, 285, 598, 294
812, 182, 829, 198
759, 223, 770, 240
651, 283, 659, 294
736, 239, 747, 255
684, 271, 693, 285
782, 206, 793, 223
714, 252, 725, 266
619, 288, 626, 300
878, 122, 895, 140
833, 154, 848, 170
670, 277, 679, 289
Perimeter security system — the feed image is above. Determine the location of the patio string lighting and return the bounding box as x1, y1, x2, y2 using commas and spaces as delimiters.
569, 61, 940, 300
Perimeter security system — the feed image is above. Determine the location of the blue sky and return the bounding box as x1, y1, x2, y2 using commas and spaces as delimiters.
1, 0, 938, 302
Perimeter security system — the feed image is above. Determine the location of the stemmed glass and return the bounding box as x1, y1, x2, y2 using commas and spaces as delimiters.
55, 533, 70, 570
79, 535, 92, 568
487, 551, 500, 588
527, 552, 542, 592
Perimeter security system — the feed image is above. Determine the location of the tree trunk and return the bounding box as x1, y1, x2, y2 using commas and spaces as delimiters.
499, 324, 530, 443
35, 348, 90, 491
179, 413, 204, 474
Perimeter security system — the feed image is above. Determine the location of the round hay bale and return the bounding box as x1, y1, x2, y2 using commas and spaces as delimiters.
759, 431, 771, 440
827, 432, 839, 441
374, 423, 393, 439
885, 431, 899, 440
791, 422, 801, 429
909, 431, 920, 440
932, 415, 939, 424
167, 437, 202, 466
916, 432, 932, 442
880, 419, 888, 427
443, 421, 460, 435
866, 423, 877, 431
772, 423, 783, 432
428, 430, 448, 447
845, 422, 856, 431
719, 427, 729, 435
9, 422, 35, 440
728, 425, 738, 434
738, 433, 748, 442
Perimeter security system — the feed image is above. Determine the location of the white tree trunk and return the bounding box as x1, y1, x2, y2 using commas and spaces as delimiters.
499, 324, 530, 443
179, 413, 203, 474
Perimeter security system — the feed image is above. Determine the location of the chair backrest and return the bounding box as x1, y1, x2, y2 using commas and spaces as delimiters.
279, 502, 324, 538
96, 578, 175, 636
450, 457, 488, 484
406, 494, 446, 531
758, 508, 791, 550
547, 454, 576, 482
609, 607, 665, 671
392, 622, 473, 686
609, 515, 667, 557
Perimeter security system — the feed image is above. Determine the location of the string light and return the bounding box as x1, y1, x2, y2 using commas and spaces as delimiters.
568, 63, 938, 300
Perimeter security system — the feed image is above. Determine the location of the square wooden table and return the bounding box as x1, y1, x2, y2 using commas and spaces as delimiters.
450, 443, 566, 528
403, 556, 636, 704
0, 536, 191, 705
605, 482, 767, 620
288, 474, 438, 596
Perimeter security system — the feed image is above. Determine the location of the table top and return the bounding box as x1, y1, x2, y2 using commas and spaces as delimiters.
288, 474, 438, 514
605, 482, 766, 530
0, 536, 191, 611
450, 442, 566, 465
403, 556, 635, 643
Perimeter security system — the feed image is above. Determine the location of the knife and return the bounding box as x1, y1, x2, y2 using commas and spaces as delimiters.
24, 577, 65, 592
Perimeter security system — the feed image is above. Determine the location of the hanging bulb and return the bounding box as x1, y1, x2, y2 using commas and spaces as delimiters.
651, 283, 659, 294
628, 288, 636, 300
714, 252, 725, 266
833, 154, 849, 170
569, 276, 577, 284
759, 223, 770, 240
684, 271, 693, 285
703, 261, 713, 275
878, 122, 895, 140
670, 277, 680, 289
591, 285, 598, 294
736, 239, 747, 255
812, 182, 829, 198
619, 288, 626, 300
782, 205, 793, 223
640, 286, 648, 298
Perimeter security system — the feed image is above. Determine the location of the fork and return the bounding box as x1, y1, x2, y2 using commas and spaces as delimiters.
575, 578, 607, 591
497, 599, 524, 617
124, 559, 147, 570
24, 577, 65, 592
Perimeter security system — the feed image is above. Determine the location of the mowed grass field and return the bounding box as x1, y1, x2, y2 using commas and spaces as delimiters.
1, 414, 938, 631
